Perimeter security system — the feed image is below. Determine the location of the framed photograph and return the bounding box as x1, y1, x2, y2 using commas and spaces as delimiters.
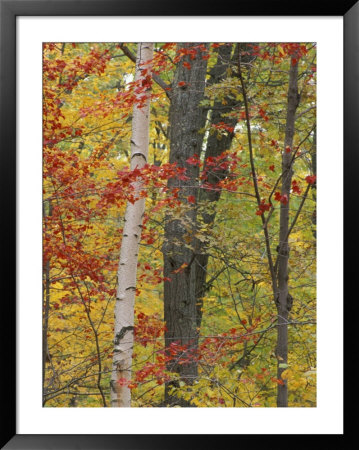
1, 0, 355, 448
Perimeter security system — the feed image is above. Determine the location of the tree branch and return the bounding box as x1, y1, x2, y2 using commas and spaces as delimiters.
237, 45, 277, 292
119, 43, 171, 97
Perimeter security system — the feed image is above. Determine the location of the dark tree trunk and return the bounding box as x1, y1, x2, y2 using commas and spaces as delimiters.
163, 44, 255, 406
163, 43, 209, 406
276, 59, 299, 407
310, 127, 317, 236
194, 44, 256, 326
194, 43, 239, 326
42, 200, 52, 405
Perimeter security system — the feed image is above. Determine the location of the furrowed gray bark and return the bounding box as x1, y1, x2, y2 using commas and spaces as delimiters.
111, 43, 154, 408
276, 59, 299, 407
163, 44, 255, 406
163, 43, 209, 406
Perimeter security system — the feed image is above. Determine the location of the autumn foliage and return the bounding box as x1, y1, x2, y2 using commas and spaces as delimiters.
43, 42, 316, 407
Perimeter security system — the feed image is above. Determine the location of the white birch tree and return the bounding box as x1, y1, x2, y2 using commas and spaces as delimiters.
110, 42, 154, 407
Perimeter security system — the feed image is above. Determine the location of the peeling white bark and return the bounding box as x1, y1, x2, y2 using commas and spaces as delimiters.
111, 43, 154, 407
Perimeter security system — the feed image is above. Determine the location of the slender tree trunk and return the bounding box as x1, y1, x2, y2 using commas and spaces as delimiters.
163, 43, 209, 406
276, 59, 299, 407
310, 127, 317, 236
111, 43, 154, 408
42, 260, 50, 402
42, 200, 52, 405
194, 44, 254, 326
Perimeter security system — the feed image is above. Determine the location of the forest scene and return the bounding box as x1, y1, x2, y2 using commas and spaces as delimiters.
43, 42, 316, 408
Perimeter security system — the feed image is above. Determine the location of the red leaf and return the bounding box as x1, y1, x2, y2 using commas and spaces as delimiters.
305, 175, 316, 185
280, 194, 288, 205
187, 195, 196, 204
117, 377, 128, 386
186, 154, 201, 166
292, 180, 301, 194
274, 192, 288, 204
258, 199, 271, 212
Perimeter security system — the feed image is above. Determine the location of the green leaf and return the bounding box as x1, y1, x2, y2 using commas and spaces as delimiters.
279, 363, 289, 369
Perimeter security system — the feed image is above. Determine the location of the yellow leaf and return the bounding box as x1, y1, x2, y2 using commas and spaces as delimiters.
281, 369, 293, 380
278, 45, 285, 56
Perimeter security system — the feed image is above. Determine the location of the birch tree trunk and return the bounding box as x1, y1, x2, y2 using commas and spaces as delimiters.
111, 42, 154, 408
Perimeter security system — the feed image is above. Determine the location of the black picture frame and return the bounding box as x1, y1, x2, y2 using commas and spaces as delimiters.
1, 1, 355, 448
